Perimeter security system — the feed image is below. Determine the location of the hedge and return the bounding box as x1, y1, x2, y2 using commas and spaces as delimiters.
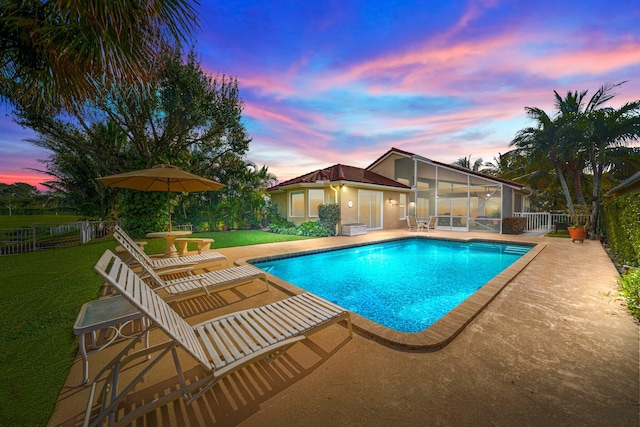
603, 192, 640, 267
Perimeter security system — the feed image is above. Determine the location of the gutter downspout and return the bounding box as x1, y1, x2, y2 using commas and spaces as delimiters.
329, 182, 340, 235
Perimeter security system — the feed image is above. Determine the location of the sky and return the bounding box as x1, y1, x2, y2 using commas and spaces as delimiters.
1, 0, 640, 190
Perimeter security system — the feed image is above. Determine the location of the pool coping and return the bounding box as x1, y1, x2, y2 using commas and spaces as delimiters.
236, 235, 547, 350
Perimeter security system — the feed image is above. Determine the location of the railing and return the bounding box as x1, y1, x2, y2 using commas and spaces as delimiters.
513, 212, 584, 232
1, 220, 120, 255
171, 223, 193, 232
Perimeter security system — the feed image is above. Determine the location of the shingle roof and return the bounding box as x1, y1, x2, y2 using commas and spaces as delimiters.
368, 147, 529, 190
268, 164, 410, 191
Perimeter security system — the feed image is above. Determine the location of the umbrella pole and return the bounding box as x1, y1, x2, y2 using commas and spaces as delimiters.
167, 187, 172, 232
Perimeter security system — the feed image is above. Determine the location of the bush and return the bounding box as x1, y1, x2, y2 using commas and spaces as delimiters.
197, 221, 210, 232
618, 268, 640, 320
318, 204, 340, 236
268, 219, 333, 237
603, 193, 640, 266
297, 221, 333, 237
502, 217, 526, 234
121, 191, 168, 237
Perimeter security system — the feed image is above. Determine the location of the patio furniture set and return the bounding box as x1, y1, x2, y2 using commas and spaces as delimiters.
73, 226, 352, 426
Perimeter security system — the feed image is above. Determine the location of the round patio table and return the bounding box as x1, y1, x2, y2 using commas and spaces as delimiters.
145, 230, 192, 257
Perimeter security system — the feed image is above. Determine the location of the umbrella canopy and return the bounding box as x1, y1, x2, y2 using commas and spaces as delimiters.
98, 164, 224, 231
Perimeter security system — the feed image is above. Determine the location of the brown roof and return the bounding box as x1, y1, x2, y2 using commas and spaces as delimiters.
368, 147, 530, 190
268, 164, 410, 191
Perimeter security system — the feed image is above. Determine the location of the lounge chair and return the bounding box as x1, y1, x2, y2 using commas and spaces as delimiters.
105, 244, 267, 302
113, 225, 228, 271
85, 250, 352, 426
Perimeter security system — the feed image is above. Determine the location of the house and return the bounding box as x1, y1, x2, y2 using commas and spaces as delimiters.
268, 147, 531, 234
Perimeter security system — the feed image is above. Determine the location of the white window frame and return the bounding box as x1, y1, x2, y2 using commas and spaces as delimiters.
308, 189, 324, 218
290, 191, 304, 217
399, 193, 407, 220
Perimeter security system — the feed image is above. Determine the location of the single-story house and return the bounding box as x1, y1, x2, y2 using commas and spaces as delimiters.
268, 147, 531, 234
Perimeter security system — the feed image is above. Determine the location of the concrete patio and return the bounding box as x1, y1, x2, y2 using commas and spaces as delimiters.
49, 230, 639, 427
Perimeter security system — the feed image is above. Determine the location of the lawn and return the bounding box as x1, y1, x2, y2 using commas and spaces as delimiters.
0, 229, 312, 427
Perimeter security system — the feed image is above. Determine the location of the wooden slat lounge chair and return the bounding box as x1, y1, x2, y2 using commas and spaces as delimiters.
84, 250, 352, 426
107, 242, 267, 302
113, 225, 228, 271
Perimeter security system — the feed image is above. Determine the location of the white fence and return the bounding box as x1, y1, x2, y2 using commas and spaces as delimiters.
513, 212, 585, 232
1, 220, 120, 255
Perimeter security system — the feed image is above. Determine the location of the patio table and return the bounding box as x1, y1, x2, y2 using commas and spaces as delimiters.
73, 296, 148, 384
145, 230, 192, 257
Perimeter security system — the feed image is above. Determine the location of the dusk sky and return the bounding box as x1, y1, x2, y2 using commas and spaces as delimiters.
2, 0, 640, 190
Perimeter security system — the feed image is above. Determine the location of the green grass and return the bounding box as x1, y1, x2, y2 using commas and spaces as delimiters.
0, 214, 83, 228
0, 230, 313, 426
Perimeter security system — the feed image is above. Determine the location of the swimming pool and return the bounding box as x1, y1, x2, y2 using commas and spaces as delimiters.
251, 238, 532, 333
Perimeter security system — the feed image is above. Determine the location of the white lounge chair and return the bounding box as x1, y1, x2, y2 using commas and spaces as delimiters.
107, 242, 267, 302
113, 225, 228, 271
85, 250, 352, 426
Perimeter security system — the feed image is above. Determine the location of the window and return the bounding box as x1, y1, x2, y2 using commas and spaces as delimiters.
308, 189, 324, 217
399, 193, 407, 219
290, 191, 304, 217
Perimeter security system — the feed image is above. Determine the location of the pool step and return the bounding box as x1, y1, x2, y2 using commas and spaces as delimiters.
504, 245, 530, 255
468, 243, 499, 251
468, 242, 530, 255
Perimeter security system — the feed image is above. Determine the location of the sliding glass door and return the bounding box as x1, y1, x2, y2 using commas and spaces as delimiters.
358, 190, 383, 229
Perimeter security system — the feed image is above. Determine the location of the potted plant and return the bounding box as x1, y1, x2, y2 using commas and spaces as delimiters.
568, 204, 590, 243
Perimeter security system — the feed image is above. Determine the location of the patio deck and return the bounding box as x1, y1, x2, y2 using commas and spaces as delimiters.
49, 230, 639, 426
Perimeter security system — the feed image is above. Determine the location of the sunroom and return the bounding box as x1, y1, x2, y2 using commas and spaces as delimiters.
367, 148, 531, 233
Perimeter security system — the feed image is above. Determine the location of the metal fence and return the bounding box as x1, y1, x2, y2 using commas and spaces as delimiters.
513, 212, 584, 232
1, 220, 120, 255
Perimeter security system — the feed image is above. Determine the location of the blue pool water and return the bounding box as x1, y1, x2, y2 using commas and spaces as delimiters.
252, 238, 531, 333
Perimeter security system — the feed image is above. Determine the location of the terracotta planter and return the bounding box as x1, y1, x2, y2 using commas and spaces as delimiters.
568, 227, 587, 243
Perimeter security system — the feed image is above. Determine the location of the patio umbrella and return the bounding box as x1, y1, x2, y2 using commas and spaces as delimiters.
98, 164, 224, 231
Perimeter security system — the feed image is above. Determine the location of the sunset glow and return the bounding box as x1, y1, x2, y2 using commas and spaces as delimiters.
1, 0, 639, 190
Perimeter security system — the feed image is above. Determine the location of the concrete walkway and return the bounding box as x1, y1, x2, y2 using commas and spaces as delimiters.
49, 231, 639, 427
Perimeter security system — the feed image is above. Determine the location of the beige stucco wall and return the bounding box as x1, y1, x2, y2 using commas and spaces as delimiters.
368, 153, 406, 178
270, 185, 408, 233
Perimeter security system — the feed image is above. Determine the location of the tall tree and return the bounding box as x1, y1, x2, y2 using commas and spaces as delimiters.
17, 47, 254, 231
510, 107, 575, 215
585, 98, 640, 236
0, 0, 198, 113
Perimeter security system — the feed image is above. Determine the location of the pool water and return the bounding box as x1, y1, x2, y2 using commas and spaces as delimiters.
252, 238, 531, 333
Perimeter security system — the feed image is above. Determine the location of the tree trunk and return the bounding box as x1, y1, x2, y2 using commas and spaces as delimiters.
554, 161, 575, 215
571, 167, 585, 205
590, 163, 602, 239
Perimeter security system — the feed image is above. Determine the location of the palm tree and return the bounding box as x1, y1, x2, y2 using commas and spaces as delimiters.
585, 99, 640, 236
510, 107, 576, 215
453, 155, 485, 172
552, 84, 623, 205
0, 0, 198, 113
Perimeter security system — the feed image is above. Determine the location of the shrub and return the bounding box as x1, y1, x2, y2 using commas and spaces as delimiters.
197, 221, 210, 232
297, 221, 333, 237
618, 268, 640, 320
502, 217, 526, 234
318, 204, 340, 236
268, 219, 332, 237
121, 191, 167, 237
603, 193, 640, 266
